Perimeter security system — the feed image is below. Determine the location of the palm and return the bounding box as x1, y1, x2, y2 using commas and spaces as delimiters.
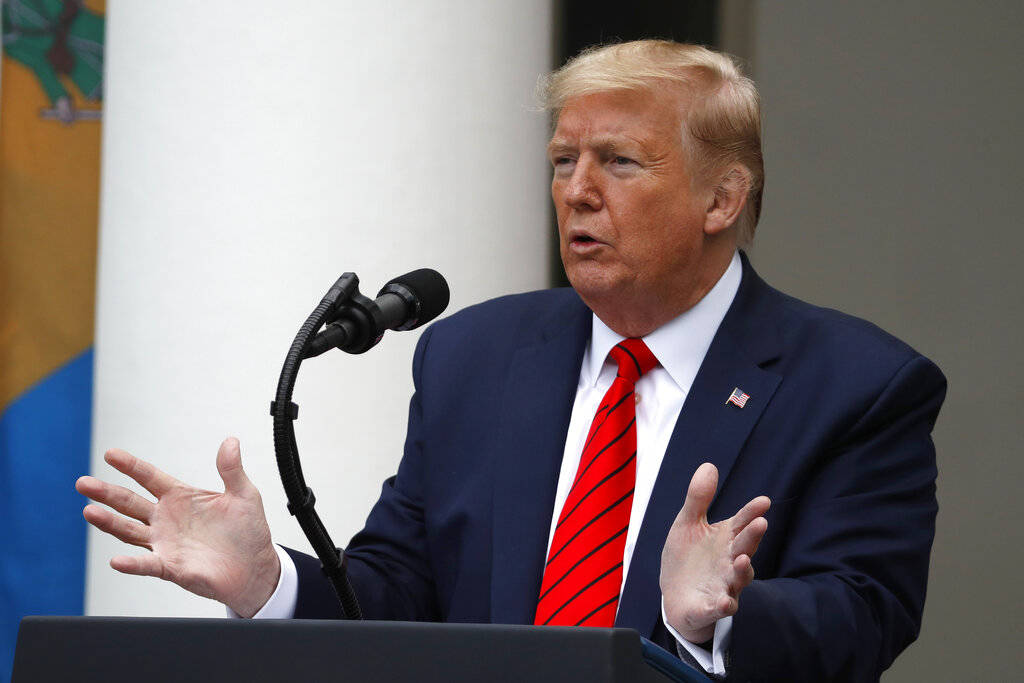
664, 518, 735, 625
76, 438, 280, 617
149, 484, 267, 601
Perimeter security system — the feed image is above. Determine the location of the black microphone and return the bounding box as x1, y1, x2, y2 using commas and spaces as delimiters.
304, 269, 449, 358
375, 268, 451, 331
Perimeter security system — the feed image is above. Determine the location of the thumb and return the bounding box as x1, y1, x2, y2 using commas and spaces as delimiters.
216, 437, 254, 495
679, 462, 718, 525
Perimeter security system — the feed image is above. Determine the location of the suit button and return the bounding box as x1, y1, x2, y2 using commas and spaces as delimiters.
635, 393, 642, 405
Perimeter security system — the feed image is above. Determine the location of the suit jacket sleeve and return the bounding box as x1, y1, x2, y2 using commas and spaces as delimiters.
726, 354, 945, 682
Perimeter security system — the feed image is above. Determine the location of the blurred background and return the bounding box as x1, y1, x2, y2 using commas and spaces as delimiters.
2, 1, 1020, 680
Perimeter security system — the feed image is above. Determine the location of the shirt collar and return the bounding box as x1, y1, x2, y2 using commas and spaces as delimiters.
585, 251, 743, 389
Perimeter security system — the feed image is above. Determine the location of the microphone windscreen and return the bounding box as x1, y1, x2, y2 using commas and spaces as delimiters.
382, 268, 450, 328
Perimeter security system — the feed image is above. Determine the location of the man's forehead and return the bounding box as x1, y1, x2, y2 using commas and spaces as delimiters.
548, 90, 687, 148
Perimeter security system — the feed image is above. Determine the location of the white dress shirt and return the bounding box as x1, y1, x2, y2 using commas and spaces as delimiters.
242, 252, 744, 676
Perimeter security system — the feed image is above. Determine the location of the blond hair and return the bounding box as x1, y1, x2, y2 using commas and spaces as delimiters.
540, 40, 764, 245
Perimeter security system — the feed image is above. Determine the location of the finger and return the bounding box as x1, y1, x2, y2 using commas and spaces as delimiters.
729, 495, 771, 534
76, 475, 155, 523
110, 553, 165, 579
83, 504, 153, 548
678, 463, 718, 525
731, 516, 768, 560
216, 437, 254, 496
104, 448, 181, 498
730, 554, 755, 593
716, 594, 738, 618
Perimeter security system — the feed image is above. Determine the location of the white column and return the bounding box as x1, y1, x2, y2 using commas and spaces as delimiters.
89, 0, 553, 617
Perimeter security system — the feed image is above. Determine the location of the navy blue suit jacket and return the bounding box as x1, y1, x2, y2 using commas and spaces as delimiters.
287, 255, 945, 682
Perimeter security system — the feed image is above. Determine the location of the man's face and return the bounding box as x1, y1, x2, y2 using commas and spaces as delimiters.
549, 89, 710, 313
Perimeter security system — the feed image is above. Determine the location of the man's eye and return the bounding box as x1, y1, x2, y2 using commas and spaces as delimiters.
553, 156, 574, 166
613, 156, 636, 166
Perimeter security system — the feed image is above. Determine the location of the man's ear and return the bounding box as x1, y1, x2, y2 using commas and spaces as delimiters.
704, 166, 750, 236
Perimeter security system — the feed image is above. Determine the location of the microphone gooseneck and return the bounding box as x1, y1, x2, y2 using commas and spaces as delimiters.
271, 269, 449, 621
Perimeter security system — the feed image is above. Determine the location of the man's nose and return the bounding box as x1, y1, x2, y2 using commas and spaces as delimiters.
563, 159, 603, 211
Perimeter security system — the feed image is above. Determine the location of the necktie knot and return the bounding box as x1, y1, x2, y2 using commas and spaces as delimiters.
608, 338, 658, 384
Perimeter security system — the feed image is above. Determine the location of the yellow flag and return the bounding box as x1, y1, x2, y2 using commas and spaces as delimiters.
1, 0, 105, 406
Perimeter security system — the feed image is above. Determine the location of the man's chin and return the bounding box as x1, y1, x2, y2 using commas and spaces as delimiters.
564, 267, 626, 305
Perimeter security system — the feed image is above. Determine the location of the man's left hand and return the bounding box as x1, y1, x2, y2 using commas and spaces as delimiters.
660, 462, 770, 644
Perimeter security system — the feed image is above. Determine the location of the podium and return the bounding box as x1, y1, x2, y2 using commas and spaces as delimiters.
13, 616, 709, 682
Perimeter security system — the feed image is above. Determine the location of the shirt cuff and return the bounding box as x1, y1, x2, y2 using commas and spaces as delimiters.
225, 544, 299, 619
661, 597, 732, 676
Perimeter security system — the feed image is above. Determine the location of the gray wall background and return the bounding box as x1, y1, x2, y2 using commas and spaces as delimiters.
723, 1, 1022, 679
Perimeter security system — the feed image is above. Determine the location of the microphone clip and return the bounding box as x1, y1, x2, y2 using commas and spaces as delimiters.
305, 273, 387, 357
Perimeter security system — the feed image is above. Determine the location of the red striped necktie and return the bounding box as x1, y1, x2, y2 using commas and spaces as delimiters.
535, 338, 659, 627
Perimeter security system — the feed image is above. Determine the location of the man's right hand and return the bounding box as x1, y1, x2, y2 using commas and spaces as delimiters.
75, 437, 281, 618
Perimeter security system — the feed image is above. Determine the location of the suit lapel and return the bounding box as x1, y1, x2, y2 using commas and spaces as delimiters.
490, 295, 591, 624
616, 255, 784, 636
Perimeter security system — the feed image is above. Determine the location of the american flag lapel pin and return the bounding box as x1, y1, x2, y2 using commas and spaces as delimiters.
726, 387, 750, 408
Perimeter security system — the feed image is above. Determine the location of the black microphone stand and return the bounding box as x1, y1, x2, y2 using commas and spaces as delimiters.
270, 272, 383, 621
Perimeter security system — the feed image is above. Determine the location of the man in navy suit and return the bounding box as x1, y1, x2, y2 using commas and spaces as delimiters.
78, 41, 944, 681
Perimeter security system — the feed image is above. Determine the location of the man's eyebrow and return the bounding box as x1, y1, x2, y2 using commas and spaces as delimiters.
547, 135, 648, 157
546, 139, 576, 155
